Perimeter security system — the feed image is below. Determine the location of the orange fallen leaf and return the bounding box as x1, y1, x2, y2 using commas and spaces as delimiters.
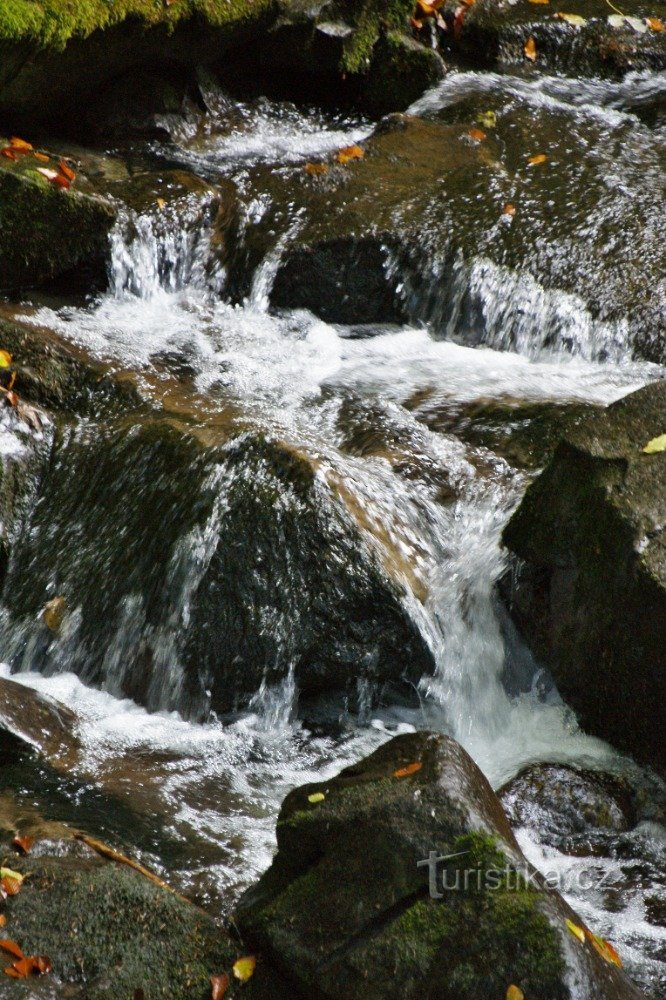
305, 162, 329, 176
411, 16, 424, 28
0, 148, 17, 161
211, 972, 230, 999
585, 929, 622, 967
3, 954, 51, 979
528, 153, 548, 165
0, 941, 24, 961
58, 160, 76, 182
502, 203, 516, 216
335, 145, 365, 165
232, 956, 256, 982
52, 174, 71, 190
0, 918, 6, 929
647, 16, 665, 29
9, 137, 32, 151
0, 877, 21, 896
468, 127, 487, 141
506, 987, 524, 1000
12, 836, 34, 856
393, 761, 423, 778
33, 152, 50, 162
524, 36, 538, 61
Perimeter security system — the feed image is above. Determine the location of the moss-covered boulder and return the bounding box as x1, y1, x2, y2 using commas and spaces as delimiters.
268, 99, 666, 363
449, 0, 666, 78
236, 731, 642, 998
501, 381, 666, 774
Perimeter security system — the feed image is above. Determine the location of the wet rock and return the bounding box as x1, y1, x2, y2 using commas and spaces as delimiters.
269, 98, 666, 363
84, 69, 195, 142
0, 411, 434, 718
0, 676, 81, 766
236, 730, 642, 998
452, 0, 666, 78
500, 763, 636, 846
0, 150, 116, 293
364, 30, 446, 114
501, 381, 666, 774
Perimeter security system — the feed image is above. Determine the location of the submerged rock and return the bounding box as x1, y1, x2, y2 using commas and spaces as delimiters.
269, 98, 666, 363
236, 730, 642, 998
501, 381, 666, 774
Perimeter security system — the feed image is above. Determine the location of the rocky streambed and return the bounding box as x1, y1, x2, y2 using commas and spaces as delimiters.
0, 0, 665, 996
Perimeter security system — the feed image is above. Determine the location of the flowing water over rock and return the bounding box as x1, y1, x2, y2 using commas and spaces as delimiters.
1, 70, 665, 995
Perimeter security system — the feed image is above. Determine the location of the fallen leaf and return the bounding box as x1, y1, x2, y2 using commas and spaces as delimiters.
642, 433, 666, 454
0, 879, 21, 897
506, 987, 524, 1000
36, 168, 59, 182
52, 174, 71, 190
0, 871, 23, 887
0, 148, 17, 161
0, 941, 24, 961
0, 918, 6, 929
3, 967, 22, 979
335, 145, 364, 165
232, 955, 256, 982
31, 955, 52, 975
528, 0, 550, 4
624, 15, 648, 32
565, 918, 586, 943
4, 391, 18, 408
477, 110, 497, 128
393, 761, 423, 778
502, 203, 516, 216
305, 162, 329, 176
58, 160, 76, 182
156, 197, 167, 209
12, 836, 34, 856
307, 792, 326, 803
33, 152, 50, 162
468, 127, 487, 141
9, 137, 32, 151
556, 12, 587, 24
585, 929, 622, 967
411, 16, 424, 29
528, 153, 548, 165
3, 954, 51, 979
211, 972, 230, 999
0, 351, 12, 368
524, 36, 538, 61
607, 13, 626, 27
647, 16, 665, 29
43, 596, 66, 632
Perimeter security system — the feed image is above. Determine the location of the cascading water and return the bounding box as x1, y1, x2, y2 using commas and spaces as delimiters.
1, 72, 665, 994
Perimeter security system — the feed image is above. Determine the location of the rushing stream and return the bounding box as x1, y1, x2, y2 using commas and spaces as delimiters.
1, 66, 665, 994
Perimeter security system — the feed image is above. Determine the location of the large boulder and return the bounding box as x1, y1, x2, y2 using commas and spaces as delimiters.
501, 381, 666, 774
236, 731, 642, 998
268, 97, 666, 363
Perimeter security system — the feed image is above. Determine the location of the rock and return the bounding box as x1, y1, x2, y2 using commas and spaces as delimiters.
236, 731, 642, 998
0, 403, 434, 718
451, 0, 666, 78
0, 675, 81, 765
268, 97, 666, 363
501, 381, 666, 774
500, 763, 636, 845
0, 151, 116, 293
363, 31, 446, 115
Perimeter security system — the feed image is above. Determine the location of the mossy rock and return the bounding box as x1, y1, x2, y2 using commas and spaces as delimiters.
236, 731, 641, 998
501, 380, 666, 774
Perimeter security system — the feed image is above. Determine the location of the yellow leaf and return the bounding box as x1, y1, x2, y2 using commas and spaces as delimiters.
477, 110, 497, 128
335, 145, 364, 165
556, 12, 587, 25
305, 162, 329, 176
565, 918, 586, 943
524, 36, 538, 61
647, 16, 665, 30
642, 434, 666, 454
0, 350, 12, 368
528, 0, 550, 4
468, 127, 487, 141
393, 761, 423, 778
43, 595, 67, 633
528, 153, 548, 165
307, 792, 326, 803
232, 956, 256, 982
156, 197, 167, 210
506, 987, 524, 1000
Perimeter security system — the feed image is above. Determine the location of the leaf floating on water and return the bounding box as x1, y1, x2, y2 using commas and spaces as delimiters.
12, 836, 34, 856
524, 36, 538, 61
232, 956, 256, 982
43, 596, 66, 633
0, 351, 12, 368
506, 987, 524, 1000
468, 127, 487, 141
211, 972, 230, 999
556, 12, 587, 24
0, 940, 24, 961
647, 16, 665, 29
335, 145, 364, 165
307, 792, 326, 803
502, 203, 516, 217
305, 162, 329, 176
528, 153, 548, 165
642, 434, 666, 454
156, 197, 167, 209
393, 761, 423, 778
565, 918, 586, 943
585, 929, 622, 967
477, 110, 497, 128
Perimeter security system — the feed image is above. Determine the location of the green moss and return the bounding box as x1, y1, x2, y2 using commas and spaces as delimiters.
341, 0, 414, 73
0, 0, 274, 50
